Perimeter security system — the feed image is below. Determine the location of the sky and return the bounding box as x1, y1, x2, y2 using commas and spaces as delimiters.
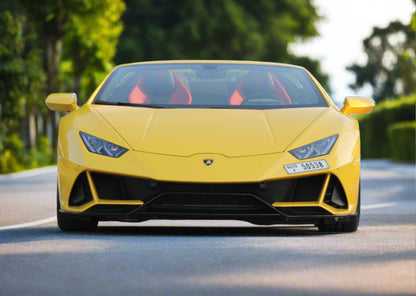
291, 0, 415, 106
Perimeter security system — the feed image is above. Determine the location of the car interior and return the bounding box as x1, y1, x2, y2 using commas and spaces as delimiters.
95, 65, 326, 107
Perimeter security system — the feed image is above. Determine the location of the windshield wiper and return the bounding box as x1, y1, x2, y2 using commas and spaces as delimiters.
93, 100, 168, 108
94, 100, 118, 105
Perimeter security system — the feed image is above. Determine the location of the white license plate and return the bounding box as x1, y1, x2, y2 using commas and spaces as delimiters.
284, 160, 329, 174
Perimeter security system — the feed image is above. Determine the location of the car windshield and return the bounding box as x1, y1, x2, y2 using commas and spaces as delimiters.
93, 63, 328, 109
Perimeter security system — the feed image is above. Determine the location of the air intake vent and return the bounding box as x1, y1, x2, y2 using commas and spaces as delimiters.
324, 175, 348, 209
68, 172, 93, 206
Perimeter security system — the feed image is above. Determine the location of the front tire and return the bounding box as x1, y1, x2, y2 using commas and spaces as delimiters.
57, 192, 98, 232
318, 190, 360, 233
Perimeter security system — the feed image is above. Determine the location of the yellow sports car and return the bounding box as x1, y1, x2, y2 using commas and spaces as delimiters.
46, 60, 375, 232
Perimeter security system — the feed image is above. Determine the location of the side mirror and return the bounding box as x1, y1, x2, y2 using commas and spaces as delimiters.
341, 96, 375, 115
45, 93, 79, 112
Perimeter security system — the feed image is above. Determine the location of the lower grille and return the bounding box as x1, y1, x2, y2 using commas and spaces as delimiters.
88, 172, 326, 205
67, 171, 353, 223
68, 172, 332, 215
144, 193, 276, 214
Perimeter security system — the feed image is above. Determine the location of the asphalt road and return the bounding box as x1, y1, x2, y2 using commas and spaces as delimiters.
0, 160, 415, 296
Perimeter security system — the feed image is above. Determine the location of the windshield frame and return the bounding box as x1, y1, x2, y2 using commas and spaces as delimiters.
92, 62, 329, 110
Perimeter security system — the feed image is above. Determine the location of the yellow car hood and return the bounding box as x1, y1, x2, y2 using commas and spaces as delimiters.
94, 106, 328, 157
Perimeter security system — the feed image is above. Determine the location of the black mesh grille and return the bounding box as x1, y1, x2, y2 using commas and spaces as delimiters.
145, 193, 276, 214
89, 172, 326, 203
91, 173, 154, 200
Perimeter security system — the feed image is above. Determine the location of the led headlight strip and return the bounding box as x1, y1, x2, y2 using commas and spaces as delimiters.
289, 134, 338, 160
80, 132, 127, 158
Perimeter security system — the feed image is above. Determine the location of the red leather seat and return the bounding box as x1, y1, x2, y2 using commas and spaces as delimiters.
229, 71, 291, 105
129, 71, 192, 105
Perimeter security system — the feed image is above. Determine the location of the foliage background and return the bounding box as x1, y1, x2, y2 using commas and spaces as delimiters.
358, 95, 416, 161
0, 0, 125, 173
352, 5, 415, 161
115, 0, 329, 86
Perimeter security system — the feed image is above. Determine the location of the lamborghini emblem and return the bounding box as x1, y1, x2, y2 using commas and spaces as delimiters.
203, 159, 214, 166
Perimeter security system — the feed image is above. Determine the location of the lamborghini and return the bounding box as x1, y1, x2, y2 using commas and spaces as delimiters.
45, 60, 375, 232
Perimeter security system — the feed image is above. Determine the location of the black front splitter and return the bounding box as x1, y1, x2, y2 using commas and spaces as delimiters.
61, 209, 357, 226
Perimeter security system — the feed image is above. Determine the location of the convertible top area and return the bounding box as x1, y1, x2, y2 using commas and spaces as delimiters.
94, 62, 328, 109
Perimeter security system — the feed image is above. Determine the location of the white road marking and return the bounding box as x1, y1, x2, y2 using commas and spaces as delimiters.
0, 216, 56, 230
362, 202, 398, 210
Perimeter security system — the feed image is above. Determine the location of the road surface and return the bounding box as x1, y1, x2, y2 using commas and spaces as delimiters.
0, 160, 415, 296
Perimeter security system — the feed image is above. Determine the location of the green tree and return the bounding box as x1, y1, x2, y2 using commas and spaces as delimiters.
348, 14, 416, 102
115, 0, 328, 86
15, 0, 94, 148
0, 6, 45, 144
16, 0, 125, 146
0, 1, 125, 172
0, 6, 46, 172
62, 0, 125, 101
0, 9, 26, 137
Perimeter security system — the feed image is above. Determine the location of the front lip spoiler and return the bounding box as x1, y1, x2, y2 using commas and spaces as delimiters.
59, 209, 357, 226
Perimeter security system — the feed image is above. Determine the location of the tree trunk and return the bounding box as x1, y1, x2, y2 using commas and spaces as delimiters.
74, 72, 82, 97
44, 37, 62, 151
28, 111, 36, 149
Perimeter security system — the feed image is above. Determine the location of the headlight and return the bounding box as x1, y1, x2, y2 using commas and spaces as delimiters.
80, 132, 128, 158
289, 135, 338, 160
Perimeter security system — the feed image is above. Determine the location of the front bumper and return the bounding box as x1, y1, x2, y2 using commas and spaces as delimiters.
57, 115, 362, 224
58, 153, 360, 225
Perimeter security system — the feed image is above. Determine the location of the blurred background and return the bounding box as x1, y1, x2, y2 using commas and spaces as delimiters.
0, 0, 415, 173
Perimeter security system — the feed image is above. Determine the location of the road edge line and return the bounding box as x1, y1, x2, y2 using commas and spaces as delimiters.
0, 216, 57, 230
362, 202, 397, 210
